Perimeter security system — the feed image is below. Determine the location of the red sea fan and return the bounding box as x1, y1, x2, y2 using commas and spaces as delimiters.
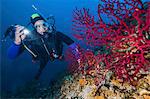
71, 0, 150, 84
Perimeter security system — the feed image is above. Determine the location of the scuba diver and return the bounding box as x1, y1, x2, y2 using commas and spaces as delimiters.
6, 13, 79, 80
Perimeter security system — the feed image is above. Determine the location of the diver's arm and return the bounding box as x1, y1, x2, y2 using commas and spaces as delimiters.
58, 32, 74, 45
7, 25, 27, 59
7, 43, 23, 59
58, 32, 80, 62
57, 31, 81, 62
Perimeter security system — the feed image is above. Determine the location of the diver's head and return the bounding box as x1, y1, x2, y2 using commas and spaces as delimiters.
31, 13, 49, 35
34, 20, 49, 35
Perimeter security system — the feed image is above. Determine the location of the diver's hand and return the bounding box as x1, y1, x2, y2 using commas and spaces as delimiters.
14, 25, 27, 45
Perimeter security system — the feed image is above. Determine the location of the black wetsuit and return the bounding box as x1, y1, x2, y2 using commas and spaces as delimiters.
8, 30, 74, 79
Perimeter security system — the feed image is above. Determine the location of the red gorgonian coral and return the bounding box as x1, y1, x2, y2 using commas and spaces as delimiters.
68, 0, 150, 84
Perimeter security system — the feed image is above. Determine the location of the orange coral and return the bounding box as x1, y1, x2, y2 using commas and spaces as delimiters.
79, 78, 87, 86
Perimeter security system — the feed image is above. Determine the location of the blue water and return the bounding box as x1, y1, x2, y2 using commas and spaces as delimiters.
0, 0, 148, 96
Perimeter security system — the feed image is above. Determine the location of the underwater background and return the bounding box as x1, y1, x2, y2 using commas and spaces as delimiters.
1, 0, 149, 98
